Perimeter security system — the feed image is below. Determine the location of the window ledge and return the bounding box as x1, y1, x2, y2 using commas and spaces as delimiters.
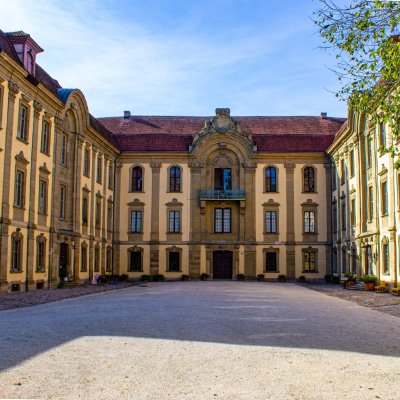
35, 269, 45, 273
302, 270, 318, 273
303, 232, 318, 235
13, 205, 26, 210
9, 270, 23, 273
129, 190, 145, 193
60, 164, 68, 169
302, 191, 318, 194
264, 191, 279, 194
128, 270, 143, 273
59, 218, 67, 222
83, 173, 90, 178
40, 150, 50, 157
16, 137, 29, 145
166, 270, 182, 273
38, 212, 48, 216
168, 191, 183, 194
264, 270, 280, 273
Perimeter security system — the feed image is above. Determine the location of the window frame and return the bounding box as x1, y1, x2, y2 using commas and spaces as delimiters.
214, 208, 231, 233
81, 243, 88, 272
11, 230, 23, 272
59, 185, 66, 220
166, 246, 182, 272
17, 103, 29, 142
128, 246, 143, 272
36, 234, 46, 272
302, 247, 318, 273
83, 148, 91, 177
39, 179, 48, 214
169, 210, 180, 233
264, 166, 278, 193
130, 210, 142, 233
96, 157, 102, 184
41, 119, 51, 155
130, 165, 143, 192
61, 133, 68, 166
169, 165, 181, 192
15, 170, 25, 208
263, 247, 279, 273
303, 166, 316, 193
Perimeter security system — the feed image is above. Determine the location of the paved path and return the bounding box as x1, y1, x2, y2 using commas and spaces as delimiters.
0, 282, 400, 399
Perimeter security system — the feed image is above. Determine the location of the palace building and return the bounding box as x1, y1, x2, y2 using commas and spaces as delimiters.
0, 29, 398, 293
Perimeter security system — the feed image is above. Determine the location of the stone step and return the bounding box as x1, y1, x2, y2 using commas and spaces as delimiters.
58, 282, 85, 289
348, 283, 365, 291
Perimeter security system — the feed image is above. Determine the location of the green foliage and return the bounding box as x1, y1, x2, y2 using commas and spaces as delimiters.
237, 273, 245, 280
324, 274, 333, 282
182, 274, 189, 281
314, 1, 400, 162
331, 275, 340, 284
361, 274, 377, 283
118, 274, 129, 282
257, 274, 265, 278
278, 274, 286, 282
141, 274, 150, 282
200, 273, 209, 279
105, 274, 119, 282
152, 274, 164, 282
343, 272, 356, 280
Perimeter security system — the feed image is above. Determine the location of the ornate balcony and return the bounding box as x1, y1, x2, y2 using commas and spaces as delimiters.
199, 189, 246, 200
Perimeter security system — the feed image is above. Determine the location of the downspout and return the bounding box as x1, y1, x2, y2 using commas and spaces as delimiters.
374, 129, 381, 279
391, 138, 398, 286
357, 132, 363, 277
111, 153, 119, 275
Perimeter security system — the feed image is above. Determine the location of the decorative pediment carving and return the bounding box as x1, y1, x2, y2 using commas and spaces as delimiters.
15, 151, 29, 165
39, 163, 51, 175
213, 154, 234, 168
192, 108, 254, 146
11, 228, 23, 241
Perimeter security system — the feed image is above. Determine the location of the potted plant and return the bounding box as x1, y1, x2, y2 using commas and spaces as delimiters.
324, 274, 332, 283
331, 275, 340, 284
118, 274, 129, 282
182, 274, 189, 281
343, 272, 356, 288
201, 273, 209, 281
278, 274, 286, 283
152, 274, 164, 282
141, 274, 150, 282
257, 274, 265, 282
237, 273, 245, 281
299, 275, 306, 283
361, 274, 377, 291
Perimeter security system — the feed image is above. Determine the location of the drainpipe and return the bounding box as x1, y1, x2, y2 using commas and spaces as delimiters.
357, 132, 363, 277
374, 128, 381, 279
391, 138, 398, 286
111, 154, 119, 275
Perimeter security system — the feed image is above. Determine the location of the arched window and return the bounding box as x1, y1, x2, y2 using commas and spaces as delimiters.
131, 166, 143, 192
170, 166, 181, 192
11, 230, 23, 272
304, 167, 315, 192
265, 167, 276, 192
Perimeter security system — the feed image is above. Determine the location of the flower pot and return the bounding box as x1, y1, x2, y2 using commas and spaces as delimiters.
365, 282, 375, 291
279, 278, 286, 283
347, 280, 356, 288
182, 277, 189, 281
299, 277, 306, 283
258, 277, 264, 282
201, 277, 208, 281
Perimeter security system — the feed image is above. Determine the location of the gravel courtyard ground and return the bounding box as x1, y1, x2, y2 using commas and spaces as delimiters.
0, 282, 400, 399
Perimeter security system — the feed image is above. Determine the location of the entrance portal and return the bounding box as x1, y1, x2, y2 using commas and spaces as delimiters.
213, 250, 233, 279
59, 243, 69, 281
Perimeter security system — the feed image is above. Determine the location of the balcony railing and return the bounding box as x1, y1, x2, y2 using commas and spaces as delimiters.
199, 189, 246, 200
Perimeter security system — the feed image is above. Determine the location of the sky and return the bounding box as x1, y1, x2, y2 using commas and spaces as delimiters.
1, 0, 348, 118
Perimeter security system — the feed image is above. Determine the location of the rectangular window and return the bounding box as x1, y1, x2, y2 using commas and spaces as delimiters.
18, 105, 28, 141
107, 206, 112, 231
39, 180, 47, 214
380, 122, 386, 148
60, 185, 66, 220
129, 252, 142, 271
214, 168, 231, 190
383, 244, 389, 274
169, 252, 180, 272
106, 248, 112, 272
131, 211, 142, 233
41, 121, 50, 154
94, 248, 100, 272
37, 242, 45, 271
340, 158, 345, 185
15, 171, 25, 207
12, 239, 21, 272
215, 208, 231, 233
304, 252, 316, 271
381, 181, 388, 215
81, 246, 87, 272
350, 150, 355, 177
97, 158, 102, 183
265, 252, 277, 272
368, 186, 373, 221
304, 211, 315, 233
332, 165, 337, 191
95, 202, 101, 228
61, 134, 67, 166
367, 136, 372, 168
82, 197, 88, 225
108, 165, 113, 189
0, 85, 3, 129
265, 211, 277, 233
169, 211, 180, 233
350, 198, 356, 227
84, 149, 90, 176
341, 203, 346, 230
333, 207, 337, 232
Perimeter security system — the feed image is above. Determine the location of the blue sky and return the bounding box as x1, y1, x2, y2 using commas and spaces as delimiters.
1, 0, 348, 118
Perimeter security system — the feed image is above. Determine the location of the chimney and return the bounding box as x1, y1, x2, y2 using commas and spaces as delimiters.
320, 112, 327, 119
124, 111, 131, 119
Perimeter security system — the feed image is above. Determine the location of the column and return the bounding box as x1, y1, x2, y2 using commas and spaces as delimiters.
284, 162, 296, 278
150, 162, 161, 275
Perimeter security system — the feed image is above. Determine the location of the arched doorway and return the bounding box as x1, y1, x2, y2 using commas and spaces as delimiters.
59, 243, 69, 281
365, 245, 372, 275
213, 250, 233, 279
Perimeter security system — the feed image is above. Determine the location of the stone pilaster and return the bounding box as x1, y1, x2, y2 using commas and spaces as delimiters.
113, 163, 122, 275
150, 162, 161, 275
324, 162, 332, 275
284, 162, 296, 278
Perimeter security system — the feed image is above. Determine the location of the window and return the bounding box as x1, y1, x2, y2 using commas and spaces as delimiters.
97, 158, 102, 184
379, 122, 386, 148
11, 234, 22, 272
169, 166, 181, 192
81, 244, 87, 272
340, 159, 345, 185
95, 202, 101, 228
265, 211, 277, 233
304, 211, 315, 233
18, 104, 28, 141
214, 168, 231, 190
15, 171, 25, 207
342, 249, 347, 273
129, 251, 142, 271
382, 243, 389, 274
265, 252, 277, 272
169, 211, 180, 233
108, 165, 113, 189
265, 167, 277, 192
37, 236, 46, 272
368, 186, 373, 221
304, 167, 315, 192
41, 121, 50, 154
131, 211, 142, 233
350, 150, 355, 177
39, 180, 47, 214
333, 207, 337, 232
82, 197, 88, 225
106, 247, 112, 272
168, 252, 180, 272
350, 198, 356, 226
367, 135, 372, 168
215, 208, 231, 233
333, 248, 338, 273
381, 181, 388, 215
341, 203, 346, 230
131, 166, 143, 192
94, 247, 100, 272
60, 185, 66, 220
0, 85, 3, 129
304, 251, 316, 271
107, 206, 112, 231
332, 165, 337, 191
84, 149, 90, 176
61, 134, 67, 166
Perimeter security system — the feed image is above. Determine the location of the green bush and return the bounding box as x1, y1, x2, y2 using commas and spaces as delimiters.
257, 274, 265, 279
278, 274, 286, 282
200, 273, 209, 280
324, 274, 332, 283
105, 274, 119, 282
237, 273, 245, 281
331, 275, 340, 284
141, 274, 150, 282
361, 274, 377, 284
152, 274, 164, 282
118, 274, 129, 282
343, 272, 356, 281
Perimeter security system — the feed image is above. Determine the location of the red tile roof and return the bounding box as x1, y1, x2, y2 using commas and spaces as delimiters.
100, 115, 346, 153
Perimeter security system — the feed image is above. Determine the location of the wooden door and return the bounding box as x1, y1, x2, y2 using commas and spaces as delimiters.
213, 251, 233, 279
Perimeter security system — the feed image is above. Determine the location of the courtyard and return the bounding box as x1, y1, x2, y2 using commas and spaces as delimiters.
0, 282, 400, 399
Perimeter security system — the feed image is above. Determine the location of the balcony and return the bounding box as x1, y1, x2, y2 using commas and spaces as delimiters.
199, 189, 246, 200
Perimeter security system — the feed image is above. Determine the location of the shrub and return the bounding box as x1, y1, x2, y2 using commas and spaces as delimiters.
237, 273, 245, 281
118, 274, 129, 282
343, 272, 356, 281
153, 274, 164, 282
331, 275, 340, 284
182, 274, 189, 281
278, 274, 286, 282
141, 274, 150, 282
200, 273, 209, 280
324, 274, 332, 283
360, 274, 377, 284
